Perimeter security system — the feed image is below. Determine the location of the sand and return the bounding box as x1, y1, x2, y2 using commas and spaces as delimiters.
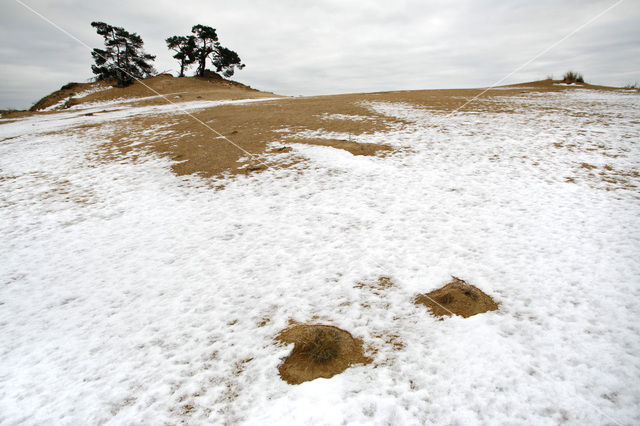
276, 324, 371, 385
11, 76, 622, 179
414, 277, 499, 318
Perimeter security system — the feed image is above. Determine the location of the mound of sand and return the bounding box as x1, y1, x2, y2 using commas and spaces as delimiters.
30, 73, 274, 112
276, 324, 371, 385
414, 277, 498, 318
29, 81, 96, 111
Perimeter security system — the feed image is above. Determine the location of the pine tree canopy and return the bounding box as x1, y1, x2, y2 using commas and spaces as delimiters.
166, 24, 244, 78
90, 21, 156, 87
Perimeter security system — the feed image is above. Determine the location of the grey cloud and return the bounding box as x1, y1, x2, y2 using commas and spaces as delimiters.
1, 0, 638, 109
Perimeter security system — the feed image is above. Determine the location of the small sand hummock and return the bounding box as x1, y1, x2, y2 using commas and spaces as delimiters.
275, 324, 371, 385
414, 277, 499, 318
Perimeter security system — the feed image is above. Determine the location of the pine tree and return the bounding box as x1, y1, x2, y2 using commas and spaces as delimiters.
191, 25, 219, 78
189, 24, 245, 78
165, 35, 196, 77
212, 46, 245, 78
90, 22, 156, 87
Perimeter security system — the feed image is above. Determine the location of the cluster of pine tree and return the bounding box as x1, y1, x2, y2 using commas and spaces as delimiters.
90, 22, 244, 87
166, 25, 244, 78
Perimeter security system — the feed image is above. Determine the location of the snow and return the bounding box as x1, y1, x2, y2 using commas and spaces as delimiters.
1, 89, 639, 425
72, 86, 111, 99
62, 92, 189, 111
41, 98, 69, 112
0, 96, 281, 140
41, 86, 111, 111
320, 113, 373, 121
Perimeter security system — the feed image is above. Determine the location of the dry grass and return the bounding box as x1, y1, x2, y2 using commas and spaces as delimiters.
562, 71, 585, 84
623, 82, 640, 91
19, 76, 622, 179
276, 324, 371, 384
414, 277, 499, 318
299, 328, 342, 364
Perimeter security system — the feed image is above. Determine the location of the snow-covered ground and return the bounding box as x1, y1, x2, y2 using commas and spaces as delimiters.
42, 85, 112, 111
1, 89, 639, 425
0, 96, 281, 141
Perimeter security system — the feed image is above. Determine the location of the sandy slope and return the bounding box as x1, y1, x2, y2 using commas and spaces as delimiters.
1, 79, 639, 425
4, 76, 625, 178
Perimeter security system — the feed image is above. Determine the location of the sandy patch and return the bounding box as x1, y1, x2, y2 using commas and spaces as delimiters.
8, 77, 625, 180
414, 277, 499, 318
276, 324, 371, 385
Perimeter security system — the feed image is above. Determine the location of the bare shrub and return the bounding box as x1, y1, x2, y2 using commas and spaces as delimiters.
562, 71, 584, 84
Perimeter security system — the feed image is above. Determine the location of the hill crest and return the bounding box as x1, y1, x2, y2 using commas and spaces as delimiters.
29, 73, 277, 112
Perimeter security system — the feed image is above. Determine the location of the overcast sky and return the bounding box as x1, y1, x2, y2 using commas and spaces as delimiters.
1, 0, 639, 109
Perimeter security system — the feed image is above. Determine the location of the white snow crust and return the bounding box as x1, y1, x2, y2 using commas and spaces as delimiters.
1, 90, 639, 425
320, 113, 373, 121
0, 97, 281, 140
41, 85, 111, 112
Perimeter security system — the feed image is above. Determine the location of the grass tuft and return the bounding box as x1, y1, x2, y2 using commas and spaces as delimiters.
301, 328, 341, 363
562, 71, 584, 84
60, 82, 79, 91
623, 82, 639, 91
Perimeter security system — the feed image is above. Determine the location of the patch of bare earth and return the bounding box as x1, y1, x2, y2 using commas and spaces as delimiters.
354, 276, 394, 294
414, 277, 499, 318
276, 324, 371, 385
108, 79, 622, 178
17, 76, 624, 179
91, 92, 400, 177
564, 162, 639, 195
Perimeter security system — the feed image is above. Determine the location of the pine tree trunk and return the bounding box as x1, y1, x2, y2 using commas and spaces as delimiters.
198, 57, 206, 77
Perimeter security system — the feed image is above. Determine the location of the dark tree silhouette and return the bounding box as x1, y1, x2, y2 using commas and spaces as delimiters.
212, 46, 245, 78
165, 35, 196, 77
189, 24, 245, 78
90, 21, 156, 87
191, 25, 219, 77
562, 71, 585, 84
